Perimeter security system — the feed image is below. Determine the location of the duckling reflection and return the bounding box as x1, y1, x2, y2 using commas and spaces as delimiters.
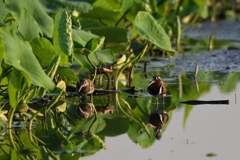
77, 78, 94, 95
77, 103, 95, 119
77, 97, 114, 119
148, 110, 169, 140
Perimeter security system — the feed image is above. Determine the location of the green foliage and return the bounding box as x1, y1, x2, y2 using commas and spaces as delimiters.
53, 9, 73, 66
40, 0, 94, 13
8, 68, 22, 108
0, 0, 238, 159
29, 38, 55, 69
18, 8, 39, 41
87, 26, 130, 53
0, 27, 55, 90
0, 34, 4, 75
5, 0, 54, 37
134, 11, 175, 56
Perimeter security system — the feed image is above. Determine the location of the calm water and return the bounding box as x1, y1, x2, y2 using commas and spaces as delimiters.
84, 82, 240, 160
81, 20, 240, 159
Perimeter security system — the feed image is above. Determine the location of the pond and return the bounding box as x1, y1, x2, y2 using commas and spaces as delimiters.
80, 20, 240, 159
1, 20, 240, 160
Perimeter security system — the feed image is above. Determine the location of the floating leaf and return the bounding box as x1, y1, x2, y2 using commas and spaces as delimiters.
89, 133, 107, 150
0, 27, 55, 90
183, 105, 194, 130
206, 153, 217, 157
98, 118, 129, 137
134, 11, 175, 55
137, 124, 156, 149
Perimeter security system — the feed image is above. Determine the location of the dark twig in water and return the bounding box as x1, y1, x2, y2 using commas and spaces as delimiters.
179, 100, 229, 105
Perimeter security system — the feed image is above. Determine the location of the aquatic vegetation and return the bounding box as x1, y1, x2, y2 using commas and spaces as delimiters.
0, 0, 239, 159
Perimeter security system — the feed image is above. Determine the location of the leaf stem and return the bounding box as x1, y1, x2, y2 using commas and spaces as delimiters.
86, 55, 97, 83
115, 9, 130, 26
88, 108, 98, 133
7, 107, 17, 150
116, 44, 148, 90
28, 89, 64, 146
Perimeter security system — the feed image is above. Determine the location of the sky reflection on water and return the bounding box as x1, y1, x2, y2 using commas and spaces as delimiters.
83, 82, 240, 160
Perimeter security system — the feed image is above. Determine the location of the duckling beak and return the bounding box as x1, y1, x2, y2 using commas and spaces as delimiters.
147, 80, 156, 87
78, 106, 89, 119
78, 83, 87, 93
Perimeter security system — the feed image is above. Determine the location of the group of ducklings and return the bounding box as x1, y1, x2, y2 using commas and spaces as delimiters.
77, 76, 169, 139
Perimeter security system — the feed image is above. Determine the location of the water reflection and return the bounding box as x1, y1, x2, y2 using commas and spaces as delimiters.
148, 110, 169, 140
1, 70, 240, 159
77, 103, 95, 119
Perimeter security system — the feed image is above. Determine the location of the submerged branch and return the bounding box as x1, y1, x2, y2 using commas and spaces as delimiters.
179, 100, 229, 105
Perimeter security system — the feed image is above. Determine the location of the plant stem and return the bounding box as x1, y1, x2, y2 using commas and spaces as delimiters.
116, 44, 148, 90
88, 108, 98, 133
62, 112, 76, 126
176, 16, 181, 51
86, 55, 97, 83
115, 9, 130, 26
7, 107, 17, 150
28, 89, 64, 146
